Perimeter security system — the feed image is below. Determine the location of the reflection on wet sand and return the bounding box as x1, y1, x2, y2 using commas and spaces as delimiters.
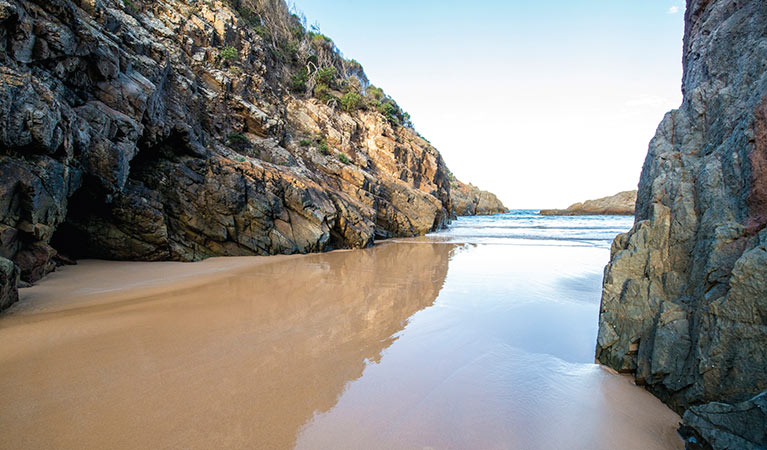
296, 243, 683, 450
0, 242, 453, 450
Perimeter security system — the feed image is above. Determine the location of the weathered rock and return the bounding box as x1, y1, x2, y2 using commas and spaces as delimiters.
596, 1, 767, 448
0, 0, 506, 309
451, 180, 508, 216
540, 190, 636, 216
680, 391, 767, 450
0, 257, 19, 310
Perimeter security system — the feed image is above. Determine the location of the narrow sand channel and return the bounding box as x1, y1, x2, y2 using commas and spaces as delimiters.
0, 238, 682, 449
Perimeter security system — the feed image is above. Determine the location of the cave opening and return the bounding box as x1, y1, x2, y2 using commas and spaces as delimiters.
49, 174, 113, 260
50, 130, 202, 262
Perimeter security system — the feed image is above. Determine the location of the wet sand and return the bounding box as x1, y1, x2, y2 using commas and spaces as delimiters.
0, 241, 682, 449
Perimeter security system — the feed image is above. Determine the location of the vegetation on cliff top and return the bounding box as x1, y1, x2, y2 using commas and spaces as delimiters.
221, 0, 412, 126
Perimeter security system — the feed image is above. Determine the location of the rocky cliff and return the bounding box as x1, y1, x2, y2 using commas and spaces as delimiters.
0, 0, 502, 310
450, 179, 507, 216
596, 1, 767, 448
540, 190, 636, 216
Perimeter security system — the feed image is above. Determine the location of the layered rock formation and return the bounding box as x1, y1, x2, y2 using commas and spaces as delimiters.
450, 179, 507, 216
596, 1, 767, 448
540, 190, 636, 216
0, 0, 500, 310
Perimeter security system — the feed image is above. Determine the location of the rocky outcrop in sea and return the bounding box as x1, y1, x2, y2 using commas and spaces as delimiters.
540, 190, 636, 216
450, 179, 507, 216
0, 0, 503, 310
596, 1, 767, 448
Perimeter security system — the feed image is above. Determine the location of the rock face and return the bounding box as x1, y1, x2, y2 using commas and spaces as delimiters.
0, 0, 505, 310
596, 1, 767, 448
451, 180, 507, 216
540, 190, 636, 216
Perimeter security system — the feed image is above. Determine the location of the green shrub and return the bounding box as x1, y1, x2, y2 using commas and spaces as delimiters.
315, 66, 337, 86
290, 69, 308, 93
378, 101, 399, 125
299, 138, 312, 147
346, 59, 363, 73
314, 82, 335, 102
253, 25, 270, 39
227, 132, 249, 150
237, 6, 260, 25
310, 32, 333, 46
123, 0, 136, 11
366, 85, 385, 102
274, 41, 299, 63
401, 111, 413, 128
317, 139, 330, 155
340, 91, 363, 112
220, 46, 238, 62
343, 75, 362, 94
336, 152, 350, 164
290, 23, 304, 41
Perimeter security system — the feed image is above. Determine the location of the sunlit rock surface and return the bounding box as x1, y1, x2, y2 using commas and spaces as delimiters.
450, 180, 508, 216
540, 190, 636, 216
0, 0, 508, 309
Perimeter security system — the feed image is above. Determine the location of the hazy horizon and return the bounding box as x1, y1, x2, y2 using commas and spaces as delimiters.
292, 0, 685, 209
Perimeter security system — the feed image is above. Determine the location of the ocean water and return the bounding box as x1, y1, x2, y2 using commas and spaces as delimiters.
0, 210, 683, 450
426, 209, 635, 248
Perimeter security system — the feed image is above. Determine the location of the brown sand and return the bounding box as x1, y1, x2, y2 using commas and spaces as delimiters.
0, 242, 682, 449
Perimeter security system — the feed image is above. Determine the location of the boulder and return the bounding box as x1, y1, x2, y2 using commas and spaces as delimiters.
0, 257, 19, 310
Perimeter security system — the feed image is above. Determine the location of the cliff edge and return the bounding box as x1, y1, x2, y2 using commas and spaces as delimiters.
540, 190, 636, 216
596, 1, 767, 448
0, 0, 503, 310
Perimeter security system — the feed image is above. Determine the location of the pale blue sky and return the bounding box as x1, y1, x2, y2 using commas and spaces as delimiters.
293, 1, 686, 208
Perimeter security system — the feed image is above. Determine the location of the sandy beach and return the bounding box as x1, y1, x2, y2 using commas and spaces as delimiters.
0, 225, 683, 449
0, 243, 451, 449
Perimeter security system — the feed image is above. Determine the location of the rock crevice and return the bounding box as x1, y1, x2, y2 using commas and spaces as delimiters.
596, 1, 767, 447
0, 0, 502, 310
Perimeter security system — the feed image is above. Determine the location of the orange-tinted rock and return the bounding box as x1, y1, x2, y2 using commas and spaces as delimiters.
540, 190, 636, 216
0, 0, 508, 309
451, 180, 508, 216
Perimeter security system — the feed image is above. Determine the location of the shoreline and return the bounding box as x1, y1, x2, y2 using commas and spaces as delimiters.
0, 232, 682, 450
